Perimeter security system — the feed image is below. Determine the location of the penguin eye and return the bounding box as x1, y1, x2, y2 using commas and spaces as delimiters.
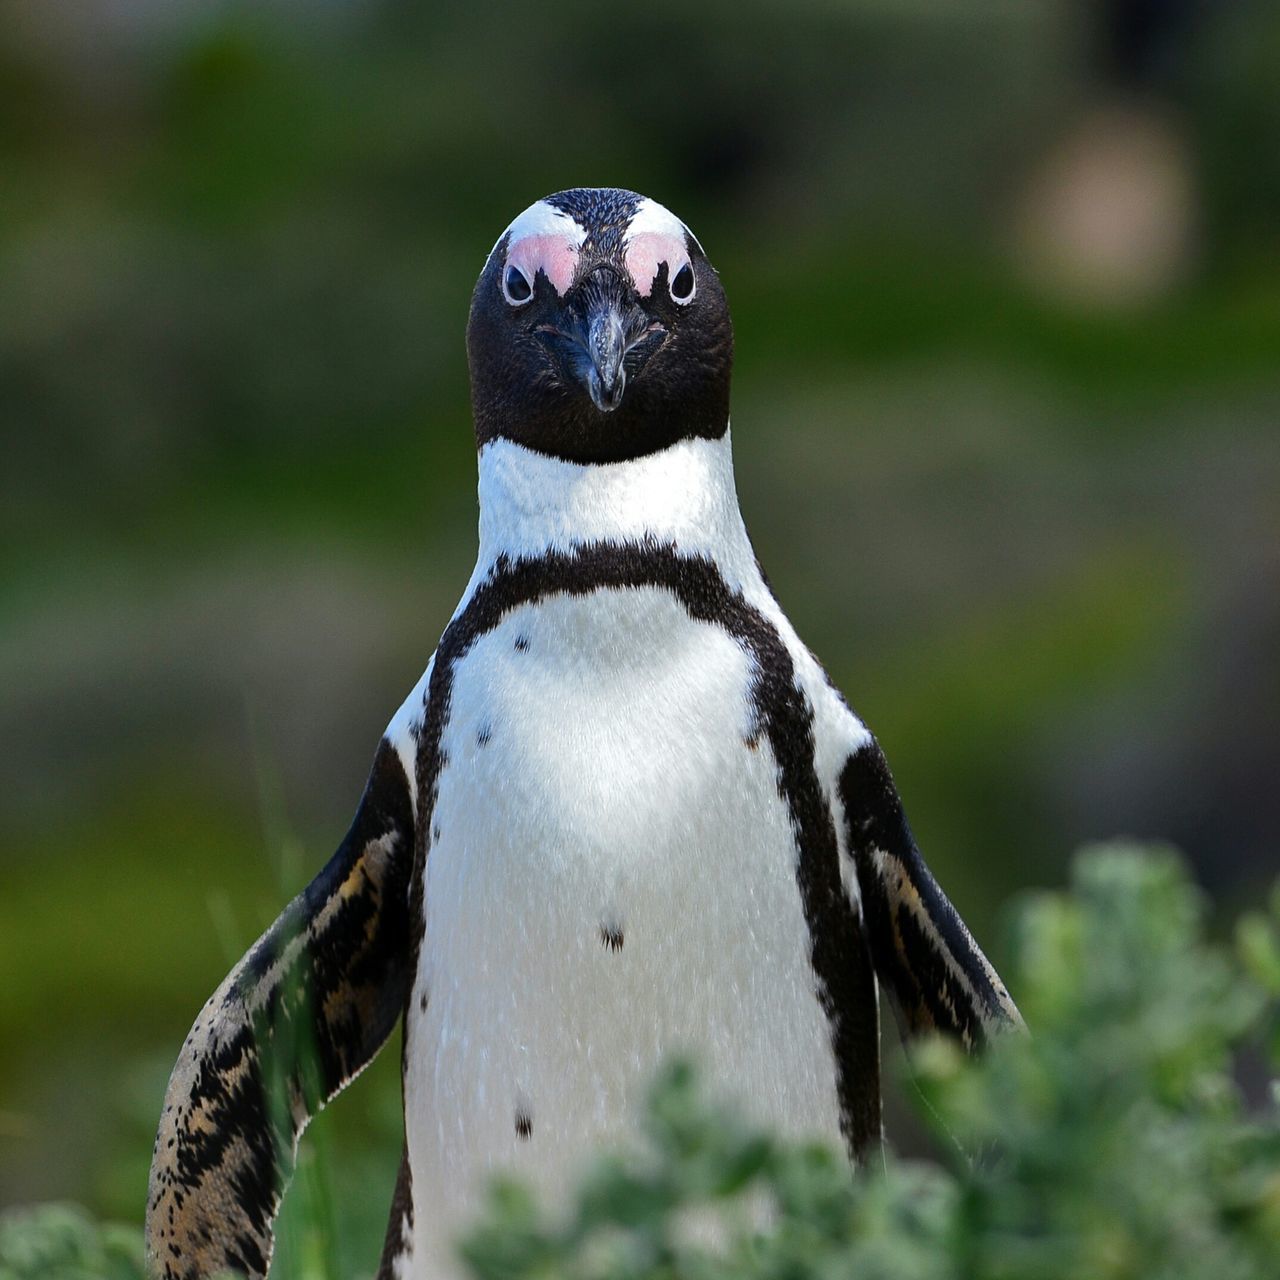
502, 263, 533, 306
669, 261, 696, 305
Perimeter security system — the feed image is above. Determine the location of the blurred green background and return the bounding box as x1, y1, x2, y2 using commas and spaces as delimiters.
1, 0, 1278, 1266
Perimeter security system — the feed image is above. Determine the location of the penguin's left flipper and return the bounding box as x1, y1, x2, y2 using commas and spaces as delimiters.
145, 737, 415, 1280
839, 739, 1023, 1051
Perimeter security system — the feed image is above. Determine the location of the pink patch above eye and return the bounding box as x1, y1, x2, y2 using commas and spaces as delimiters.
507, 233, 580, 297
625, 231, 690, 297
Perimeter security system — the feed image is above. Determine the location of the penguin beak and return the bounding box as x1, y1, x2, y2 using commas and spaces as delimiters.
539, 267, 660, 414
584, 299, 627, 413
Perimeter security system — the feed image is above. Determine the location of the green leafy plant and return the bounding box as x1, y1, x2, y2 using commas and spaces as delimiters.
0, 1204, 145, 1280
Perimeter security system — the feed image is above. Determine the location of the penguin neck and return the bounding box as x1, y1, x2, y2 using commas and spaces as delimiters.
471, 427, 757, 582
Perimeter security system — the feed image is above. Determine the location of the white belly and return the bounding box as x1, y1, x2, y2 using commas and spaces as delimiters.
402, 587, 843, 1276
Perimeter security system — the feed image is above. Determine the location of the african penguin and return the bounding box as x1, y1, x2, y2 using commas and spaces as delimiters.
146, 187, 1023, 1280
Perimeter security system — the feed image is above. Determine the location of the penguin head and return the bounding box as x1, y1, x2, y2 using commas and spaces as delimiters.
467, 188, 734, 464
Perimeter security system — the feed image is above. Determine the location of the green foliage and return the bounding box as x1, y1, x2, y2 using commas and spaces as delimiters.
460, 846, 1280, 1280
0, 1204, 144, 1280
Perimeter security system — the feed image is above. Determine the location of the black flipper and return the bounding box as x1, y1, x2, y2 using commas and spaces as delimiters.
145, 738, 415, 1280
839, 740, 1022, 1050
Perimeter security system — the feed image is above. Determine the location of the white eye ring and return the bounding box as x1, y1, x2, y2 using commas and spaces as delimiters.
668, 260, 696, 305
502, 262, 534, 306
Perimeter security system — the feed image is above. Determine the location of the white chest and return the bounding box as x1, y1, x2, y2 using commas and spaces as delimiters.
401, 586, 845, 1275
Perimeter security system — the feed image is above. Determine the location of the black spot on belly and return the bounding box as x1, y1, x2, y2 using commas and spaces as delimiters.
600, 924, 624, 952
514, 1110, 533, 1139
418, 991, 428, 1014
514, 634, 530, 652
477, 723, 492, 747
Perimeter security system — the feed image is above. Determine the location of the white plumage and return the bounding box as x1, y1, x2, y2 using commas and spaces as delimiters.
389, 432, 868, 1277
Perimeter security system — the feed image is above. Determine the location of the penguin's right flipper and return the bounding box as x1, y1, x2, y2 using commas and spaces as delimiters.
145, 737, 415, 1280
839, 738, 1023, 1051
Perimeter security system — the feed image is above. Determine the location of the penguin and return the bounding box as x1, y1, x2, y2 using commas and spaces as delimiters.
145, 187, 1022, 1280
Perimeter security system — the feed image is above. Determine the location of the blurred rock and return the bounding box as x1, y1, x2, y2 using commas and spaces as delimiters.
1010, 99, 1198, 306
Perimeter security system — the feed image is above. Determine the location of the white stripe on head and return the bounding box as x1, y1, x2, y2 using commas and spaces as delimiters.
492, 200, 587, 297
624, 196, 696, 298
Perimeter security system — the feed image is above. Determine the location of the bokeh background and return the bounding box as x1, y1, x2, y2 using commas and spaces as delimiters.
2, 0, 1278, 1269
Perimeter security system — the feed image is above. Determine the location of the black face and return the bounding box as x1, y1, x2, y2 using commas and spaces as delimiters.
467, 188, 734, 464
